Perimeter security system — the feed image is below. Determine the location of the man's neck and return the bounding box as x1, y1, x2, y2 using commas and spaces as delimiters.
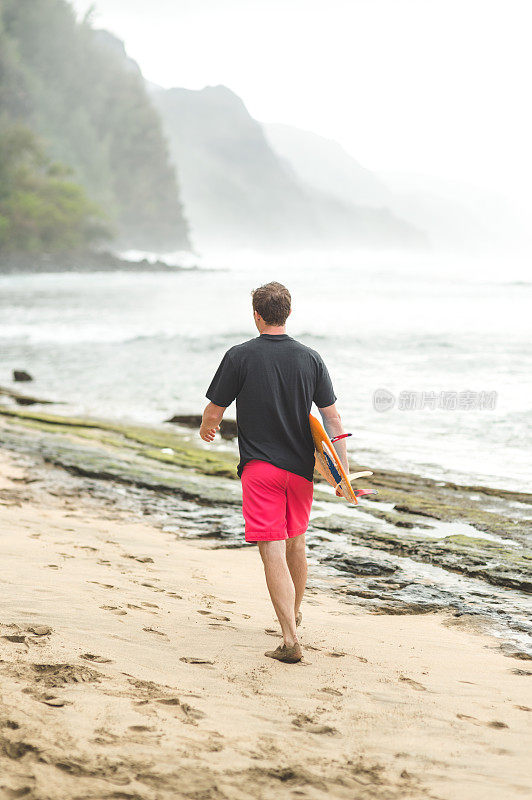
260, 326, 287, 335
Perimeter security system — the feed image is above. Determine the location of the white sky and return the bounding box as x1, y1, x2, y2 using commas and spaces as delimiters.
71, 0, 531, 208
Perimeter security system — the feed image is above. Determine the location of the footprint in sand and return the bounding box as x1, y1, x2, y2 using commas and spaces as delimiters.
26, 625, 52, 636
31, 663, 101, 686
180, 656, 215, 666
325, 651, 346, 658
208, 622, 237, 630
399, 675, 428, 692
197, 610, 231, 621
100, 605, 127, 616
91, 728, 121, 746
457, 713, 509, 728
319, 687, 343, 697
155, 696, 205, 723
124, 554, 154, 563
126, 675, 201, 726
141, 601, 159, 609
166, 592, 183, 599
38, 693, 72, 707
204, 733, 225, 752
88, 581, 116, 589
3, 633, 27, 643
291, 713, 339, 736
81, 653, 113, 664
143, 627, 168, 637
128, 724, 154, 732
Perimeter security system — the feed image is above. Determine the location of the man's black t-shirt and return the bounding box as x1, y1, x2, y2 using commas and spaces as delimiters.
205, 333, 337, 481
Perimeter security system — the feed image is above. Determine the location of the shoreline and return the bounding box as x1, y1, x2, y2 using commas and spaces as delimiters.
0, 445, 531, 799
1, 404, 531, 656
0, 249, 201, 274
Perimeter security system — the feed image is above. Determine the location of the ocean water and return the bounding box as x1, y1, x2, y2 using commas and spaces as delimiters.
1, 250, 531, 491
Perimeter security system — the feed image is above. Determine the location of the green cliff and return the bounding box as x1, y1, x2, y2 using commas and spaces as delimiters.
0, 0, 190, 253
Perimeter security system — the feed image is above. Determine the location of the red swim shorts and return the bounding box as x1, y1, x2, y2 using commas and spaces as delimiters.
241, 459, 314, 542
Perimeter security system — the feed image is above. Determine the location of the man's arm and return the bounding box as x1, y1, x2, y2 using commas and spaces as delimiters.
318, 402, 349, 474
199, 402, 225, 442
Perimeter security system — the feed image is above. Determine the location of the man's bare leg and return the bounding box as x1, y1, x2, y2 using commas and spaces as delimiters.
258, 540, 301, 662
285, 533, 307, 624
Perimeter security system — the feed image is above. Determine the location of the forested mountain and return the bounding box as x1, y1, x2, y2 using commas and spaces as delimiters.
151, 84, 425, 252
0, 0, 190, 252
151, 85, 321, 250
0, 0, 427, 257
0, 124, 109, 253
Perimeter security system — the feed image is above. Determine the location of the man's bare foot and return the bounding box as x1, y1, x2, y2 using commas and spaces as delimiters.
265, 642, 302, 663
296, 611, 302, 627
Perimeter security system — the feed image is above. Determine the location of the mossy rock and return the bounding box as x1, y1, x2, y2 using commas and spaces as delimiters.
0, 406, 238, 480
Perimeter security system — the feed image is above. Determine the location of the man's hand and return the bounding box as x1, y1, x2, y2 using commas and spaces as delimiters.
199, 402, 225, 443
200, 423, 219, 442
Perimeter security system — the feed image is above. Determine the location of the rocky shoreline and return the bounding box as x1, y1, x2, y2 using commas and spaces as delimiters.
0, 249, 200, 274
1, 404, 531, 657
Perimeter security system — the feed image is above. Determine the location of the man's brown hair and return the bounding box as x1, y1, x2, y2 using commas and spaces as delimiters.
251, 281, 291, 326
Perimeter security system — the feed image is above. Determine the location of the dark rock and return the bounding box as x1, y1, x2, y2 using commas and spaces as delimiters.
371, 602, 440, 615
322, 555, 396, 576
13, 370, 33, 382
219, 419, 237, 440
313, 514, 532, 594
165, 414, 237, 440
165, 414, 201, 428
0, 385, 54, 405
14, 395, 51, 406
500, 647, 532, 661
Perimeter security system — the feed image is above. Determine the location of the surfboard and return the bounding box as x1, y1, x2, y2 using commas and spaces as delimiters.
309, 413, 376, 505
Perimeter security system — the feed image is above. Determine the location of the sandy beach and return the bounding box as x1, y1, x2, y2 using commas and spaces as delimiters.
1, 446, 531, 800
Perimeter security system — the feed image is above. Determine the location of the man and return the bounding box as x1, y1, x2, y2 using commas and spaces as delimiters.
200, 282, 348, 664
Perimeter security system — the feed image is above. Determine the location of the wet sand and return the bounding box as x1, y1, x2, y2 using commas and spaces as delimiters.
1, 449, 531, 800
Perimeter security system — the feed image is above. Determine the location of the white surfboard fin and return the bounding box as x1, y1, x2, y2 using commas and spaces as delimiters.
347, 471, 373, 482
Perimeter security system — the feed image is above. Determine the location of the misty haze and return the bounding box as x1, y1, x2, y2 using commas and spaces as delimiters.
0, 2, 531, 798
